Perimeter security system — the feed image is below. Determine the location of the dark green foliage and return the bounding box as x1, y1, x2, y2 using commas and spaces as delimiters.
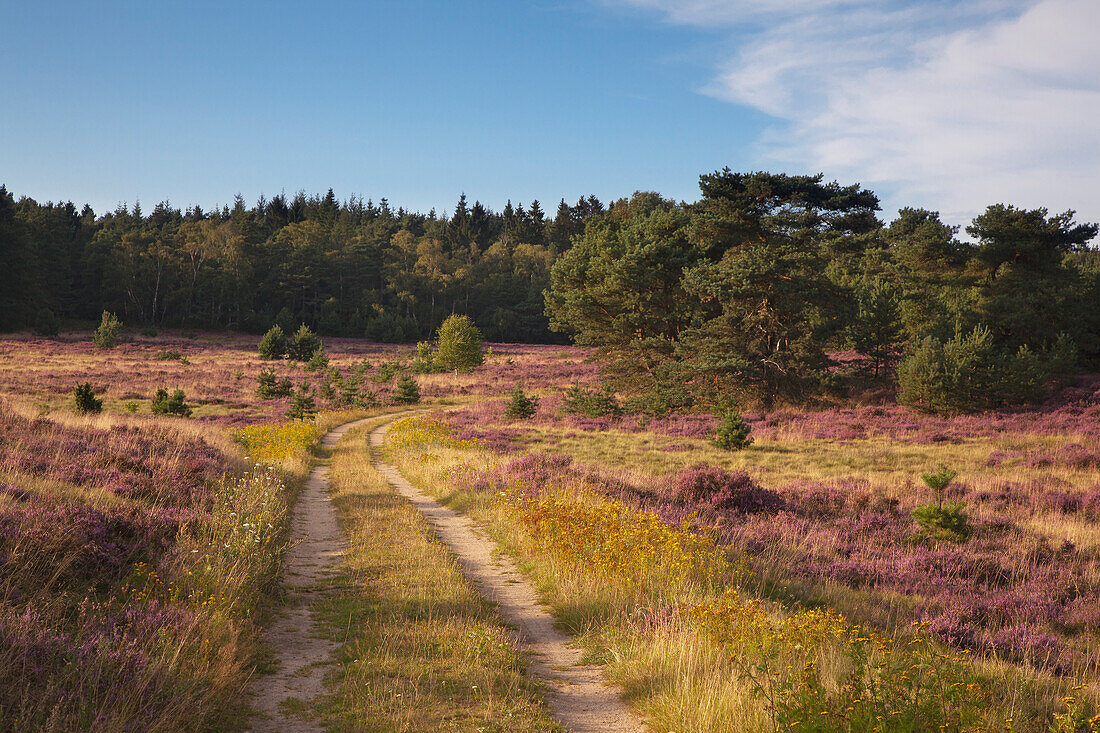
151, 388, 191, 417
338, 372, 363, 406
372, 360, 404, 384
912, 465, 969, 541
34, 307, 59, 337
92, 311, 122, 349
154, 348, 184, 362
847, 277, 903, 377
912, 502, 970, 541
712, 408, 753, 451
411, 341, 445, 373
560, 385, 621, 418
286, 383, 317, 420
304, 349, 329, 372
436, 315, 484, 371
258, 325, 287, 360
504, 387, 539, 419
285, 325, 321, 362
73, 383, 102, 414
897, 326, 1057, 413
393, 375, 421, 404
256, 368, 293, 399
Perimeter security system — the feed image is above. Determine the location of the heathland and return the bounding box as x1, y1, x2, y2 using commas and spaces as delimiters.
0, 329, 1097, 731
2, 168, 1099, 730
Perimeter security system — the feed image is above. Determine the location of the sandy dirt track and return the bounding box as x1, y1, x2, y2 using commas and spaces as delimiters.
248, 418, 372, 732
370, 419, 645, 733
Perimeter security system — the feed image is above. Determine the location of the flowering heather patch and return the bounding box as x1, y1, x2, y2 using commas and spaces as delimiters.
0, 406, 226, 507
660, 465, 786, 515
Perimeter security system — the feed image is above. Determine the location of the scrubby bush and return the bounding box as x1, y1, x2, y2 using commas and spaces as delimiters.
372, 360, 404, 384
411, 341, 445, 373
257, 325, 286, 360
151, 388, 191, 417
286, 324, 322, 361
436, 314, 483, 371
304, 348, 329, 372
256, 368, 293, 399
73, 383, 102, 414
504, 387, 539, 419
286, 383, 317, 420
560, 385, 621, 418
393, 375, 421, 404
92, 310, 122, 349
712, 407, 753, 450
154, 348, 184, 362
666, 465, 784, 514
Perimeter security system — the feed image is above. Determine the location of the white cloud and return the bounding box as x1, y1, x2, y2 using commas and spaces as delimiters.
613, 0, 1100, 226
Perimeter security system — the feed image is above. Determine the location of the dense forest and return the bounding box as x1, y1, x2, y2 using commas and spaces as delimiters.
0, 185, 605, 342
2, 171, 1098, 412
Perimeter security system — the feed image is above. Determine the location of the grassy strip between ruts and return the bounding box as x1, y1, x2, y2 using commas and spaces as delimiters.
382, 415, 1099, 733
310, 414, 561, 732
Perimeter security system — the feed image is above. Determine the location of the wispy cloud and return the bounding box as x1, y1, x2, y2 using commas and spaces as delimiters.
611, 0, 1099, 225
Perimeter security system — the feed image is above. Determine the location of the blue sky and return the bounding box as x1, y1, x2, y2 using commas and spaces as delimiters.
2, 0, 1096, 227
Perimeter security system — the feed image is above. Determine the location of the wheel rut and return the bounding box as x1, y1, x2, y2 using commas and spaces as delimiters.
248, 418, 373, 732
369, 419, 646, 733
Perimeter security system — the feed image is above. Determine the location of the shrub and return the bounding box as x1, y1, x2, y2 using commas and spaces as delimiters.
286, 324, 322, 362
435, 314, 484, 371
304, 348, 329, 372
667, 465, 784, 514
912, 464, 970, 540
504, 387, 539, 419
411, 341, 445, 373
897, 326, 1053, 413
73, 383, 102, 414
372, 360, 404, 384
286, 383, 317, 421
34, 307, 59, 337
560, 385, 621, 418
912, 501, 971, 541
393, 375, 421, 404
712, 408, 753, 450
154, 348, 183, 361
256, 368, 293, 399
92, 310, 122, 349
151, 388, 192, 417
257, 325, 287, 360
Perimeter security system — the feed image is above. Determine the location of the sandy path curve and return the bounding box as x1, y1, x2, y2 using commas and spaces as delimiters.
370, 419, 646, 733
248, 417, 374, 732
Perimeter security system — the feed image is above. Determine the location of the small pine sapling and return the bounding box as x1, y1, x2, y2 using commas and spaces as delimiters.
151, 388, 192, 417
287, 382, 318, 420
92, 310, 122, 349
258, 325, 287, 360
393, 374, 421, 404
256, 367, 293, 399
73, 383, 103, 414
713, 405, 754, 450
304, 348, 329, 372
286, 324, 322, 361
912, 464, 970, 541
504, 386, 539, 419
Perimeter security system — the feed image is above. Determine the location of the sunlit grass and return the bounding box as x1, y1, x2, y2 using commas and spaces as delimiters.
315, 417, 560, 731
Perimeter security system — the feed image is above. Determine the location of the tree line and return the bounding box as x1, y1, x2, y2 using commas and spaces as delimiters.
0, 185, 605, 342
3, 171, 1098, 413
544, 171, 1100, 413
